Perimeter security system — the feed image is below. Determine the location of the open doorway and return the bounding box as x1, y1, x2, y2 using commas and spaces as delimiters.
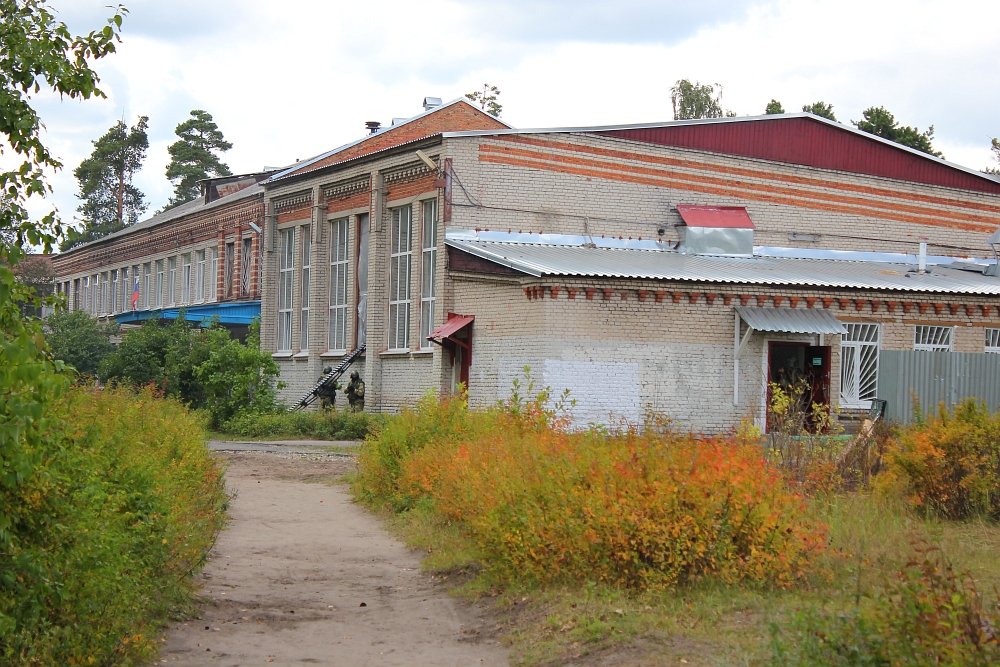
767, 341, 831, 433
427, 313, 474, 397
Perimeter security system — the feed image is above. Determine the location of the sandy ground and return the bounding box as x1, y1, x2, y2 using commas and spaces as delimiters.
157, 450, 509, 666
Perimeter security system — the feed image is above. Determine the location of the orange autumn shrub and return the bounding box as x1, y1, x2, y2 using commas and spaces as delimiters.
887, 399, 1000, 520
377, 395, 828, 589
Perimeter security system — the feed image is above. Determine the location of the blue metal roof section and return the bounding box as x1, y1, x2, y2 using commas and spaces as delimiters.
115, 301, 261, 326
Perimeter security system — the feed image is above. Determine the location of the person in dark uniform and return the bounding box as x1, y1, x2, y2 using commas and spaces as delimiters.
346, 371, 365, 412
317, 367, 340, 411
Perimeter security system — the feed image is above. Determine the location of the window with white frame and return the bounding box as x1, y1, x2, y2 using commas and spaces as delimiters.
209, 247, 217, 300
388, 205, 412, 351
986, 328, 1000, 353
181, 253, 192, 304
419, 199, 438, 347
110, 269, 119, 314
914, 325, 954, 351
120, 267, 129, 312
329, 217, 349, 352
196, 250, 205, 301
131, 265, 140, 309
91, 274, 98, 313
841, 323, 880, 408
168, 257, 177, 306
300, 225, 311, 350
277, 228, 294, 351
99, 272, 107, 314
155, 260, 164, 308
143, 263, 151, 309
82, 276, 90, 314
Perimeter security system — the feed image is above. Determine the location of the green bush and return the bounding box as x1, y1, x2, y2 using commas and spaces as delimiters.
99, 317, 281, 427
221, 408, 378, 441
770, 542, 1000, 666
0, 385, 227, 666
44, 309, 117, 375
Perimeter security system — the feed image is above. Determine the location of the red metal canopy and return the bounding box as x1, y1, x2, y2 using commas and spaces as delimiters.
428, 314, 474, 345
676, 205, 755, 229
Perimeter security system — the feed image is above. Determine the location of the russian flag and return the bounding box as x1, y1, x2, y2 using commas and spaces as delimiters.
131, 278, 139, 310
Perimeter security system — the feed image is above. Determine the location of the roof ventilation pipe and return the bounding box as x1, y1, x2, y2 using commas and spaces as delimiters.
423, 97, 442, 111
365, 121, 381, 134
675, 205, 755, 257
918, 236, 928, 273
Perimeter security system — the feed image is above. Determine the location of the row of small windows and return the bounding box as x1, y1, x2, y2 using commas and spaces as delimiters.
276, 200, 438, 353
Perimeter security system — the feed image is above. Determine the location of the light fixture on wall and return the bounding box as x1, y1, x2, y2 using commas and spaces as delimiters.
415, 149, 437, 171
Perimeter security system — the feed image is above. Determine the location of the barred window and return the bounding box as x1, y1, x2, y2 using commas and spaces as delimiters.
914, 325, 953, 351
387, 205, 412, 351
300, 226, 311, 350
241, 237, 252, 296
840, 323, 880, 407
277, 228, 294, 352
986, 328, 1000, 353
329, 217, 349, 352
419, 199, 438, 348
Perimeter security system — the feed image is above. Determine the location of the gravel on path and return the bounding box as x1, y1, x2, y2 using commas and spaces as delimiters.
157, 450, 508, 666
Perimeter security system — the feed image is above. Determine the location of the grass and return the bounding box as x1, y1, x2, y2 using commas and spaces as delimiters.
216, 408, 379, 441
377, 490, 1000, 666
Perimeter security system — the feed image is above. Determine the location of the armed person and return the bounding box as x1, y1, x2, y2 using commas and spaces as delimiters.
317, 367, 341, 411
345, 370, 365, 412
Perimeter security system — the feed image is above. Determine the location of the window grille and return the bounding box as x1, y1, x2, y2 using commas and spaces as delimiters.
914, 325, 953, 351
168, 257, 177, 306
329, 218, 349, 352
209, 247, 217, 300
300, 226, 311, 350
419, 199, 438, 348
241, 237, 252, 296
195, 251, 205, 302
277, 228, 294, 352
840, 323, 880, 407
155, 260, 164, 308
180, 254, 191, 304
388, 206, 412, 351
987, 328, 1000, 353
224, 242, 235, 297
110, 269, 118, 315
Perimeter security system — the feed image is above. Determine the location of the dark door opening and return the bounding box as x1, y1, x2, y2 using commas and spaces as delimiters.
767, 341, 831, 433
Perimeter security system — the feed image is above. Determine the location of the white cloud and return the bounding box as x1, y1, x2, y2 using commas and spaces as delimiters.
25, 0, 1000, 232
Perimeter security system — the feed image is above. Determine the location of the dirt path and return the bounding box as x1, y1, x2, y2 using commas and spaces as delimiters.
158, 450, 509, 666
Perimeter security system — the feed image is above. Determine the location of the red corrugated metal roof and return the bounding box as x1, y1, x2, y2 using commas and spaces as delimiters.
595, 115, 1000, 194
428, 314, 474, 340
676, 205, 754, 229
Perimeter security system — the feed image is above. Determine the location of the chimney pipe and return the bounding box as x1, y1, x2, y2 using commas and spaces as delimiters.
365, 121, 381, 134
918, 236, 928, 273
422, 96, 442, 112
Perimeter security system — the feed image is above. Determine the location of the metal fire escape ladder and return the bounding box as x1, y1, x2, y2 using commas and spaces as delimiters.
288, 345, 365, 412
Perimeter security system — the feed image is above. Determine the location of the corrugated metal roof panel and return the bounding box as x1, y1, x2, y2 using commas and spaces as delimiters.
736, 306, 846, 335
445, 237, 1000, 295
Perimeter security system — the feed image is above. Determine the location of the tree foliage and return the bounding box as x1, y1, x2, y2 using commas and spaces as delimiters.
853, 106, 942, 157
62, 115, 149, 251
801, 101, 836, 121
670, 79, 734, 120
465, 83, 502, 118
164, 109, 232, 210
44, 309, 117, 376
765, 99, 785, 115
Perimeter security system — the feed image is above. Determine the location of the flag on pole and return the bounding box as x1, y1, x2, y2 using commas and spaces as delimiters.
131, 278, 139, 310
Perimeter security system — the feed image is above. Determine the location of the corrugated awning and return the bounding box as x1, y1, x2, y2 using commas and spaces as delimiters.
428, 314, 474, 342
677, 205, 754, 229
736, 306, 846, 335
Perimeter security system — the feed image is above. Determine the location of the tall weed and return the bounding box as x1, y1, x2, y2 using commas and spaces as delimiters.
356, 391, 829, 589
0, 386, 227, 666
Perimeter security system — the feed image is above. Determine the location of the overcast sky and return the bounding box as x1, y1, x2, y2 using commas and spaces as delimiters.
25, 0, 1000, 230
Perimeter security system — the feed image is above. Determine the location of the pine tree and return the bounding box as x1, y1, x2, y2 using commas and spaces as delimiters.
764, 99, 785, 114
164, 110, 232, 209
802, 101, 837, 121
465, 84, 502, 118
62, 116, 149, 251
853, 106, 942, 157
